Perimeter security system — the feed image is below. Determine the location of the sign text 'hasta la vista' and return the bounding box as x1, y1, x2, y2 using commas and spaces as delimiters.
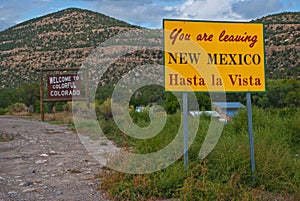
163, 20, 266, 92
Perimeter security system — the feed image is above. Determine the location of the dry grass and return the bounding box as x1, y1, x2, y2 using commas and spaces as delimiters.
30, 112, 74, 124
44, 112, 74, 124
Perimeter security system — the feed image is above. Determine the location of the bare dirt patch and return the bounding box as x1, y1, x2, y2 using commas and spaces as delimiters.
0, 116, 111, 201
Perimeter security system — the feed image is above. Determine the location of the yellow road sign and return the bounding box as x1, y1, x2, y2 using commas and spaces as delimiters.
163, 19, 265, 92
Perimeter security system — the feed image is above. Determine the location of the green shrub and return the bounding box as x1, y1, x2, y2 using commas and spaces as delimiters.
7, 102, 27, 113
0, 108, 10, 115
283, 111, 300, 149
129, 109, 150, 127
95, 98, 112, 120
99, 107, 300, 200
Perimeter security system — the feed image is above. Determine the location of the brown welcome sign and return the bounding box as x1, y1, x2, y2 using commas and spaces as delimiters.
47, 74, 82, 100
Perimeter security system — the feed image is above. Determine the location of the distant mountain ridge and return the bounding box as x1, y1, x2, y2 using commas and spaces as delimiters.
0, 8, 141, 88
252, 12, 300, 79
0, 8, 299, 88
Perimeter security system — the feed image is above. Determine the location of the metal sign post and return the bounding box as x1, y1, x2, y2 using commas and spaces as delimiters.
183, 93, 188, 170
246, 93, 256, 173
40, 68, 44, 121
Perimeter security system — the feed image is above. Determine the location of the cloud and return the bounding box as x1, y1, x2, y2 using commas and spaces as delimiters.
0, 0, 53, 31
75, 0, 295, 28
0, 0, 24, 30
0, 0, 294, 31
0, 19, 12, 31
95, 0, 283, 28
90, 0, 245, 28
90, 0, 173, 28
232, 0, 282, 19
166, 0, 242, 21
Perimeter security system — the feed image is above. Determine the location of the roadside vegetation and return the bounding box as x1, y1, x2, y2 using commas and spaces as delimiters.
0, 79, 299, 200
2, 79, 299, 115
97, 105, 299, 200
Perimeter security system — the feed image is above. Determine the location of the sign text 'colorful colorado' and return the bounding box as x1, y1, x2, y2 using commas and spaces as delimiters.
47, 74, 82, 100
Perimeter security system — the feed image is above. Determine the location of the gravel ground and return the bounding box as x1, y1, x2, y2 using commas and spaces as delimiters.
0, 116, 112, 201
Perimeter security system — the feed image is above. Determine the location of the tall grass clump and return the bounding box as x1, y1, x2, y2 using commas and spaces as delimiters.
188, 107, 300, 199
99, 107, 300, 200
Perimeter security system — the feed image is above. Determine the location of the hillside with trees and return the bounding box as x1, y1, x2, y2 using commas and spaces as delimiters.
0, 8, 140, 88
0, 9, 300, 113
253, 12, 300, 79
0, 9, 299, 201
0, 9, 299, 128
0, 9, 299, 89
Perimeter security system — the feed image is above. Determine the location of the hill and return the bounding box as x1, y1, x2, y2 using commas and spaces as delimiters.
0, 9, 299, 88
253, 12, 300, 79
0, 8, 142, 88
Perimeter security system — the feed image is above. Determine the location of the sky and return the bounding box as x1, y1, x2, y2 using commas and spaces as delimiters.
0, 0, 300, 31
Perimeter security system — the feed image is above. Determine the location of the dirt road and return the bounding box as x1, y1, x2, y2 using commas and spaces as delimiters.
0, 116, 110, 201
